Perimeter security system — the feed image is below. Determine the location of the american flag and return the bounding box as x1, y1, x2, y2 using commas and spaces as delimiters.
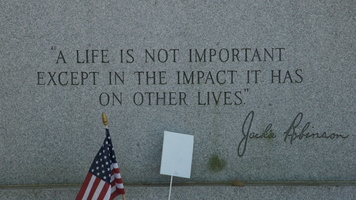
76, 128, 125, 200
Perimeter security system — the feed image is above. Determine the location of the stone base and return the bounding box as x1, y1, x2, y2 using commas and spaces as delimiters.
1, 184, 354, 200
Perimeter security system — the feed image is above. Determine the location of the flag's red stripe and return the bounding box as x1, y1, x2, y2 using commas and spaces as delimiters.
115, 177, 123, 184
110, 169, 122, 178
110, 183, 125, 194
110, 167, 126, 196
110, 168, 124, 186
76, 173, 92, 200
110, 177, 123, 188
110, 190, 119, 200
110, 176, 123, 185
98, 182, 110, 200
110, 188, 125, 199
87, 176, 101, 200
112, 168, 120, 174
111, 180, 122, 187
116, 188, 125, 195
110, 168, 125, 197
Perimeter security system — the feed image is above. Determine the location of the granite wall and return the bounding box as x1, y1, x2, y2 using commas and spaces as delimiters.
1, 0, 355, 199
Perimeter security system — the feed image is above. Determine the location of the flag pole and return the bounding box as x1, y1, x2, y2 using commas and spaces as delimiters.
102, 113, 127, 200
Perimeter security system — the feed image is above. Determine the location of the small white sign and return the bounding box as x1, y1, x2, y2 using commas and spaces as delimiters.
160, 131, 194, 178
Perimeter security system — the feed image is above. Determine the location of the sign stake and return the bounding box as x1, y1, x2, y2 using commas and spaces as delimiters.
168, 175, 173, 200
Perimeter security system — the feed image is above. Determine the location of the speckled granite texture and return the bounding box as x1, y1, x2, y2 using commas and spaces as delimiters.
1, 185, 355, 200
0, 0, 355, 199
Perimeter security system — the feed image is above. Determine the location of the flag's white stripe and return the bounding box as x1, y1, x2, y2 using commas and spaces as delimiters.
82, 175, 96, 200
110, 173, 122, 182
110, 172, 121, 179
104, 187, 111, 199
116, 183, 124, 189
111, 163, 119, 168
114, 173, 122, 179
111, 186, 115, 194
110, 183, 124, 194
92, 180, 106, 200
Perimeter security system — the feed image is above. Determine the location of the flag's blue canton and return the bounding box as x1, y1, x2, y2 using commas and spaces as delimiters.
89, 129, 117, 183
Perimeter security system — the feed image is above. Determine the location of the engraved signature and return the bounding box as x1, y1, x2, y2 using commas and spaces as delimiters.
237, 111, 350, 157
283, 113, 349, 144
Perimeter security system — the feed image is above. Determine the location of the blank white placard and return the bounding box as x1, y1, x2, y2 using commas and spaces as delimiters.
160, 131, 194, 178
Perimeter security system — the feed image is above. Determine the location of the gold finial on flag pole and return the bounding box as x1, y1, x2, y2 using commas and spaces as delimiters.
102, 112, 108, 126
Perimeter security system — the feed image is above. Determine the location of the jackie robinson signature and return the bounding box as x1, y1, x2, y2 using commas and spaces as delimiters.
237, 111, 350, 157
